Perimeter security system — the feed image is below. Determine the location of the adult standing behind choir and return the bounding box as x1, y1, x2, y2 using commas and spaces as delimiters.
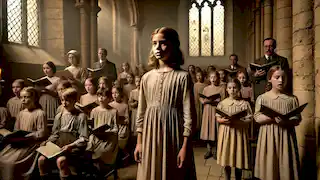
93, 48, 117, 83
249, 38, 289, 99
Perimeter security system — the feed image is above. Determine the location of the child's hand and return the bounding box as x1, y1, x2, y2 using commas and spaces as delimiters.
275, 116, 283, 124
134, 143, 142, 163
177, 147, 186, 168
204, 99, 212, 104
62, 144, 74, 152
124, 119, 129, 125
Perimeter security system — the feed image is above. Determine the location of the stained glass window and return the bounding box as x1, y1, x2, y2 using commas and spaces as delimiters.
189, 0, 225, 56
6, 0, 40, 47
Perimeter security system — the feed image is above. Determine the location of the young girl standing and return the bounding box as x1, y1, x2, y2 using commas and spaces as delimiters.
118, 62, 131, 85
39, 61, 60, 120
128, 76, 141, 136
216, 78, 253, 180
134, 27, 196, 180
254, 66, 301, 180
200, 71, 225, 159
236, 71, 253, 103
80, 78, 98, 105
193, 71, 207, 134
86, 88, 118, 167
7, 79, 25, 121
0, 87, 47, 180
123, 73, 136, 101
218, 69, 227, 86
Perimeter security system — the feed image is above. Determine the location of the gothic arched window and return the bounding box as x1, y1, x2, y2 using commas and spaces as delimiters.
189, 0, 225, 57
6, 0, 40, 47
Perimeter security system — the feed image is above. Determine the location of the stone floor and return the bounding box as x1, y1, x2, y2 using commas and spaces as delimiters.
108, 147, 252, 180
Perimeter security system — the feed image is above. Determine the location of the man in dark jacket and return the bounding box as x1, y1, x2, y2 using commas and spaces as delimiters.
92, 48, 117, 83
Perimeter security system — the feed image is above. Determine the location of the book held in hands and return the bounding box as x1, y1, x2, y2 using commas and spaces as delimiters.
216, 109, 248, 120
36, 142, 65, 159
249, 61, 277, 72
0, 129, 31, 145
260, 103, 308, 119
75, 102, 99, 113
91, 123, 111, 135
27, 77, 52, 87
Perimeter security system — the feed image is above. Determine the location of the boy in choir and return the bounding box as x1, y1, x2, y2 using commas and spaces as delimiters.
64, 50, 87, 83
86, 88, 118, 170
254, 65, 301, 180
38, 88, 89, 180
200, 71, 226, 160
216, 78, 253, 180
134, 27, 196, 180
80, 78, 98, 105
0, 87, 47, 180
193, 71, 207, 135
6, 79, 25, 127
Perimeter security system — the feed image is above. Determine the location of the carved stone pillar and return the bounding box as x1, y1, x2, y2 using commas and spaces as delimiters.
276, 0, 292, 67
76, 0, 90, 68
90, 0, 100, 67
128, 0, 139, 70
292, 0, 316, 178
255, 0, 261, 59
263, 0, 273, 38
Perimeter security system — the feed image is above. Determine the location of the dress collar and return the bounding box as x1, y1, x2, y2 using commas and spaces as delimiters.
224, 98, 245, 106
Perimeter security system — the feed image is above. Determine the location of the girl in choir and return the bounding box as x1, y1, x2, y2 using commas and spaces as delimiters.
128, 76, 141, 136
0, 87, 47, 180
204, 65, 216, 84
200, 70, 225, 159
109, 86, 129, 152
98, 76, 110, 91
123, 73, 136, 102
195, 66, 202, 73
216, 78, 253, 180
254, 65, 301, 180
218, 69, 227, 86
38, 88, 89, 180
134, 27, 196, 180
39, 61, 60, 120
80, 77, 98, 105
188, 65, 196, 83
56, 80, 73, 114
64, 50, 87, 83
86, 88, 118, 168
7, 79, 25, 121
194, 71, 207, 134
237, 71, 253, 103
118, 62, 131, 85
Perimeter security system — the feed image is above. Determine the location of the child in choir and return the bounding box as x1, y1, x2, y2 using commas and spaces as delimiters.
118, 62, 131, 85
194, 71, 207, 134
38, 88, 88, 180
195, 66, 202, 73
200, 71, 225, 159
109, 86, 129, 154
237, 71, 253, 103
0, 83, 10, 130
39, 61, 60, 120
86, 88, 118, 168
128, 76, 141, 136
216, 78, 253, 180
218, 69, 227, 86
0, 87, 47, 180
113, 79, 122, 88
7, 79, 25, 121
123, 73, 136, 102
254, 65, 301, 180
188, 65, 196, 83
98, 76, 110, 91
65, 50, 87, 83
56, 80, 73, 114
204, 65, 216, 84
80, 77, 98, 105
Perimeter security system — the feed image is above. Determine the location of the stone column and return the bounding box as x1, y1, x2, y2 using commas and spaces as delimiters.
292, 0, 315, 178
250, 1, 256, 62
90, 0, 100, 67
263, 0, 273, 38
260, 5, 264, 55
276, 0, 292, 67
314, 0, 320, 178
255, 0, 261, 59
128, 0, 139, 69
76, 0, 90, 68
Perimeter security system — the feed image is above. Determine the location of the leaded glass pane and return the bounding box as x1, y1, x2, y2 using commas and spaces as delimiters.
27, 0, 39, 46
7, 0, 22, 43
201, 2, 211, 56
189, 3, 199, 56
213, 0, 224, 56
196, 0, 203, 5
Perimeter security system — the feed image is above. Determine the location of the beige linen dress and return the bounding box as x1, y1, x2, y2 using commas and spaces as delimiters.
193, 82, 207, 131
39, 76, 60, 120
109, 101, 129, 149
216, 98, 252, 169
254, 91, 301, 180
241, 86, 253, 102
86, 106, 119, 164
0, 107, 10, 129
200, 84, 225, 141
79, 93, 97, 105
0, 108, 47, 180
136, 69, 196, 180
129, 88, 139, 135
6, 96, 24, 119
65, 66, 87, 83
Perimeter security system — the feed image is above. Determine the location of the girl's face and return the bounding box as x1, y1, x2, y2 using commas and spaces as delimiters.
99, 80, 108, 89
61, 96, 76, 111
227, 82, 239, 98
237, 73, 246, 85
85, 79, 95, 94
196, 73, 203, 82
43, 63, 54, 77
152, 33, 172, 61
135, 77, 141, 87
209, 73, 217, 84
218, 70, 225, 79
20, 91, 34, 108
57, 84, 66, 99
68, 54, 78, 65
122, 63, 129, 72
98, 94, 110, 105
127, 74, 134, 84
12, 82, 23, 97
269, 70, 285, 91
112, 88, 121, 102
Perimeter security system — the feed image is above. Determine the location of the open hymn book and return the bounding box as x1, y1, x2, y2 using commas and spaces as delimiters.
260, 103, 308, 119
75, 102, 99, 113
27, 77, 52, 87
249, 61, 277, 72
0, 129, 31, 144
216, 109, 248, 120
36, 142, 65, 159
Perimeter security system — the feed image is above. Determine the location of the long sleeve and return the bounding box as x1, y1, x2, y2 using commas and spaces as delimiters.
124, 105, 129, 124
254, 95, 274, 124
71, 113, 89, 147
33, 111, 48, 140
286, 97, 302, 126
240, 102, 253, 124
182, 75, 193, 137
48, 113, 62, 142
109, 113, 119, 134
136, 76, 147, 133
